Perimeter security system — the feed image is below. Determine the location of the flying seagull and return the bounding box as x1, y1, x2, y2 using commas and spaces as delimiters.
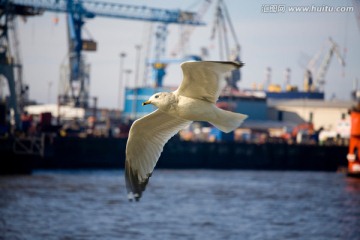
125, 61, 248, 201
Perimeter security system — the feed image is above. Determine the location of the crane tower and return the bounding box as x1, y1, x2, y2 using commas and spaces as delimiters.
0, 0, 204, 130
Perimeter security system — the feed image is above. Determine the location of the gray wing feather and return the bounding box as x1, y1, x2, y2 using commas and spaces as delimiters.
176, 61, 244, 103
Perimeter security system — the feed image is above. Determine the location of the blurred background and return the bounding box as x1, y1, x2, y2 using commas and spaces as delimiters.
12, 0, 360, 108
0, 0, 360, 239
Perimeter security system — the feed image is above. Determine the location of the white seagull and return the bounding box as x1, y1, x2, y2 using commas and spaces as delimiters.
125, 61, 248, 201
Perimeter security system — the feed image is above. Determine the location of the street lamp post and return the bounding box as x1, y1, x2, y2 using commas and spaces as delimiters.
125, 69, 133, 87
134, 45, 142, 87
124, 69, 136, 118
118, 52, 127, 110
134, 45, 142, 119
47, 81, 53, 103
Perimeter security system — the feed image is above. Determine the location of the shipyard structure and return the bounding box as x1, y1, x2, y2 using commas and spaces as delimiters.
0, 0, 358, 174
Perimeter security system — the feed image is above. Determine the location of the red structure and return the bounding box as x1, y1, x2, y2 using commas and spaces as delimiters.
347, 106, 360, 177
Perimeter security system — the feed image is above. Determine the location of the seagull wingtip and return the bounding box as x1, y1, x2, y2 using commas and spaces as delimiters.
234, 61, 245, 68
127, 192, 141, 202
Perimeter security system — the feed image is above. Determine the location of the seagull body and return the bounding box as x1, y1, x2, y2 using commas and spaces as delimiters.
125, 61, 248, 201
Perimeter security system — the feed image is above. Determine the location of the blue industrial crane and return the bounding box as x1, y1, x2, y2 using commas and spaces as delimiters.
149, 0, 241, 90
0, 0, 204, 129
148, 55, 202, 87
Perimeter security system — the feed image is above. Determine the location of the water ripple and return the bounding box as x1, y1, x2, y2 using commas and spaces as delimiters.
0, 170, 360, 240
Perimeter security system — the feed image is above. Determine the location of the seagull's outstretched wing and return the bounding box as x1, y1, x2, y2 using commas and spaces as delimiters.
176, 61, 244, 104
125, 109, 191, 201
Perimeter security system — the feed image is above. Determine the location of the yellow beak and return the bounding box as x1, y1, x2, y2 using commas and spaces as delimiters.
142, 100, 151, 106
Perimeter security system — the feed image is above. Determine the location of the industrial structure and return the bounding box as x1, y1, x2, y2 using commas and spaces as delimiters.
0, 0, 204, 131
124, 0, 244, 119
0, 0, 358, 175
304, 37, 345, 92
264, 37, 346, 101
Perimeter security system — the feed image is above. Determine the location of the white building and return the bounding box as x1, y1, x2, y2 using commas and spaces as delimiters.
267, 99, 354, 132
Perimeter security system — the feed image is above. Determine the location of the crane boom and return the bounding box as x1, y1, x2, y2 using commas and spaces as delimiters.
170, 0, 212, 57
1, 0, 205, 25
315, 38, 345, 90
0, 0, 205, 112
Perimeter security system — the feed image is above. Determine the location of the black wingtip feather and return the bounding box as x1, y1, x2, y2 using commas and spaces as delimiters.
224, 61, 244, 68
206, 61, 244, 68
125, 160, 151, 202
234, 61, 245, 68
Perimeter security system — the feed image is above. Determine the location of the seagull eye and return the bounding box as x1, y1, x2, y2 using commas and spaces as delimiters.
155, 95, 159, 99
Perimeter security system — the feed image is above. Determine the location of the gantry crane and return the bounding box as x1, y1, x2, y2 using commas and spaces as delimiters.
170, 0, 213, 58
0, 0, 204, 130
210, 0, 241, 92
149, 0, 242, 90
304, 37, 345, 92
147, 0, 212, 88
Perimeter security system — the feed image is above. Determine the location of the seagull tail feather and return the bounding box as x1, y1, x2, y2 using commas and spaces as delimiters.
210, 108, 248, 133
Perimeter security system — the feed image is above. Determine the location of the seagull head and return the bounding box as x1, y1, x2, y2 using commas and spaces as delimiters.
142, 92, 173, 109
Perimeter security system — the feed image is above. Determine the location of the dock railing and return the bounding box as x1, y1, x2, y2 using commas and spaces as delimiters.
13, 134, 45, 157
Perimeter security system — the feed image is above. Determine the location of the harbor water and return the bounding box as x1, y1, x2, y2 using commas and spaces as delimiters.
1, 170, 360, 240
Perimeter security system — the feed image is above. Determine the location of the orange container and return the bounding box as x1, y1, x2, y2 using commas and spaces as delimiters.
351, 112, 360, 136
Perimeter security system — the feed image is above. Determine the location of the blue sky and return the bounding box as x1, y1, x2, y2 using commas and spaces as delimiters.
16, 0, 360, 108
